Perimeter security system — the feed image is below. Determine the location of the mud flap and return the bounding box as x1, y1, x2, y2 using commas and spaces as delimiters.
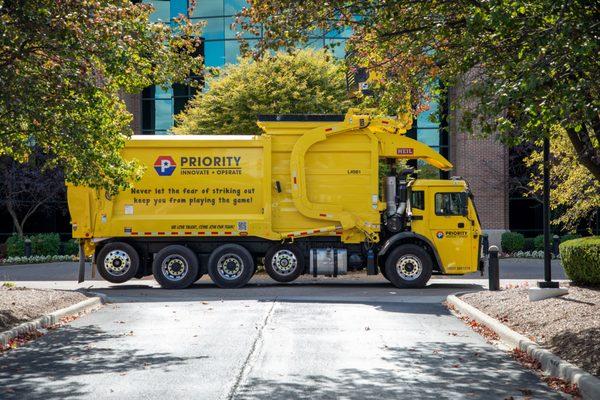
78, 241, 85, 283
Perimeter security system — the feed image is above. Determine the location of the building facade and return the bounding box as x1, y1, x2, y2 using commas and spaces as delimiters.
0, 0, 517, 243
130, 0, 509, 236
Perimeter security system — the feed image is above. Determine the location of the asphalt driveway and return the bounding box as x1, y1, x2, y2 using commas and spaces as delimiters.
0, 257, 567, 282
0, 281, 565, 399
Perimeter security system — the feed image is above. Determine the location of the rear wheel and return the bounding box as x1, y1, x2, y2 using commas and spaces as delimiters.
208, 244, 254, 288
385, 244, 432, 288
152, 245, 199, 289
264, 244, 304, 283
97, 242, 139, 284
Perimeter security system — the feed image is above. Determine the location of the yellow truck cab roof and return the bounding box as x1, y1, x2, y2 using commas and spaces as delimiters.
412, 179, 468, 189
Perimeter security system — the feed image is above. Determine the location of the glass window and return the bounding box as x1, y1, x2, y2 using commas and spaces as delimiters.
142, 99, 155, 132
325, 26, 352, 38
435, 192, 468, 216
411, 191, 424, 210
190, 0, 223, 17
417, 128, 439, 147
202, 17, 225, 40
224, 0, 249, 15
325, 39, 346, 59
303, 37, 326, 51
144, 0, 170, 23
204, 41, 225, 66
224, 40, 240, 64
225, 16, 259, 39
154, 85, 173, 99
154, 99, 173, 131
417, 99, 439, 128
174, 97, 189, 116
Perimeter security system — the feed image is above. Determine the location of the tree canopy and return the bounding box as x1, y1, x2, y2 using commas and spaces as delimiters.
527, 127, 600, 232
240, 0, 600, 179
173, 49, 350, 135
0, 0, 203, 193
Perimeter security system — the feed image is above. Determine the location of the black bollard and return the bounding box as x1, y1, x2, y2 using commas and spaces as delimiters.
488, 245, 500, 291
24, 238, 32, 257
552, 235, 560, 257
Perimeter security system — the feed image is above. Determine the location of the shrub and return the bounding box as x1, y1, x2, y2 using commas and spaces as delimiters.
62, 239, 79, 256
5, 234, 25, 257
501, 232, 525, 253
560, 233, 581, 243
533, 234, 545, 251
523, 238, 535, 251
560, 237, 600, 285
30, 233, 60, 256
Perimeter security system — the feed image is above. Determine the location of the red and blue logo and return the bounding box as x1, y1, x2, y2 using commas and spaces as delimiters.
436, 231, 444, 239
154, 156, 176, 176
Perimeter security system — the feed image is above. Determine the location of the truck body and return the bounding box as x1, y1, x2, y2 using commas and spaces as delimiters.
68, 111, 483, 289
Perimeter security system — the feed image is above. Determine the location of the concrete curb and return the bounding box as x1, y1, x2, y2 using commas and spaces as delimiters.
0, 294, 105, 347
447, 293, 600, 400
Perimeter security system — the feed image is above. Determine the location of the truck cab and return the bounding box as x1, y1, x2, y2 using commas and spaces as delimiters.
377, 172, 482, 287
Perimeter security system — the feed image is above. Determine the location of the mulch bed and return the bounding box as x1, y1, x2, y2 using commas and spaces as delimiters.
461, 284, 600, 378
0, 286, 89, 332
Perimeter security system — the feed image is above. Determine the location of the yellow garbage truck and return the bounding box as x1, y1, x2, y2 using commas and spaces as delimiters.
68, 111, 483, 289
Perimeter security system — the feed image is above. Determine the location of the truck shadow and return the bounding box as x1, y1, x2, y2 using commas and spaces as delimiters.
0, 325, 208, 400
234, 341, 561, 399
81, 281, 484, 306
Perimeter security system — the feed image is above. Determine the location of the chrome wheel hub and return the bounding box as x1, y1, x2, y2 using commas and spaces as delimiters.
395, 255, 422, 281
217, 254, 244, 280
161, 255, 189, 281
272, 250, 297, 275
104, 250, 131, 276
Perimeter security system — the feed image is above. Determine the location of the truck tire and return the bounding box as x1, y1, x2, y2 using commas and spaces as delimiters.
208, 244, 254, 289
97, 242, 139, 284
264, 244, 304, 283
384, 244, 432, 288
380, 267, 389, 281
152, 245, 199, 289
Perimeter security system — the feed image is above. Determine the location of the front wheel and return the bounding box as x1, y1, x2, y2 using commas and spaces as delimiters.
264, 244, 304, 283
384, 244, 433, 288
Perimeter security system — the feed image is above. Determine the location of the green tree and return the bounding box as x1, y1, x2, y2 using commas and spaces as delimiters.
0, 0, 203, 194
526, 127, 600, 232
173, 49, 351, 135
240, 1, 600, 179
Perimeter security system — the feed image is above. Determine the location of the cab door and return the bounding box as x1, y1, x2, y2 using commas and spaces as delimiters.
428, 188, 472, 274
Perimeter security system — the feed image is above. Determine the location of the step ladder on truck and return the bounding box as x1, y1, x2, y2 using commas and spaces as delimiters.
68, 110, 483, 289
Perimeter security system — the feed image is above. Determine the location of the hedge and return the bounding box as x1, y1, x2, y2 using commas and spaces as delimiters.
30, 233, 60, 256
560, 233, 581, 243
560, 236, 600, 286
4, 234, 76, 257
501, 232, 525, 253
63, 239, 79, 256
533, 234, 545, 251
523, 237, 535, 251
6, 235, 25, 257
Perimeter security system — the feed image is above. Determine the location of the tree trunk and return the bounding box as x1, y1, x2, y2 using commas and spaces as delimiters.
6, 203, 24, 237
565, 126, 600, 182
